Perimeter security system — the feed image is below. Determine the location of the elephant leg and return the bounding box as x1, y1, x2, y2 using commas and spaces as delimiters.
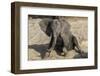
45, 33, 57, 58
72, 36, 82, 55
61, 34, 68, 56
48, 34, 54, 50
48, 33, 57, 51
61, 47, 67, 56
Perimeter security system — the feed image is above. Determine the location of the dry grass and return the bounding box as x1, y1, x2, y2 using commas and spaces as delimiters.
28, 16, 88, 60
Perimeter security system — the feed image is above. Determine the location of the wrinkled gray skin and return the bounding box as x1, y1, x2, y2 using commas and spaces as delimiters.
39, 17, 82, 57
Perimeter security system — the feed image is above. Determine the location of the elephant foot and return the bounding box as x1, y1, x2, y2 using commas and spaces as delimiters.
61, 52, 65, 56
43, 49, 52, 59
61, 52, 66, 56
44, 52, 50, 58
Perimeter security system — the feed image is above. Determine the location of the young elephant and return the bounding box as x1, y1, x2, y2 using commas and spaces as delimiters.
39, 17, 82, 57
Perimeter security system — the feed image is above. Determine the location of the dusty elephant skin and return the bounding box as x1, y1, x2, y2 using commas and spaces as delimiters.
39, 17, 83, 58
28, 15, 88, 60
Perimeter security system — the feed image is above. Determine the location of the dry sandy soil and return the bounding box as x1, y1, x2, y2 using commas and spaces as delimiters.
28, 16, 88, 60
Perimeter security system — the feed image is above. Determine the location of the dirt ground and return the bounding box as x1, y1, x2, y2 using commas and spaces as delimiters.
28, 16, 88, 60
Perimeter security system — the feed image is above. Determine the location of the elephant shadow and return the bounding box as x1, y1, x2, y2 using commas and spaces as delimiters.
28, 44, 48, 59
28, 43, 64, 59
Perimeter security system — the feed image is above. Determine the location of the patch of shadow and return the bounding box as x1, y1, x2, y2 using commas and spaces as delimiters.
28, 44, 49, 59
74, 52, 88, 59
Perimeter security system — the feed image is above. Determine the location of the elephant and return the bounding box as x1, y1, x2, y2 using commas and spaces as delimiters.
39, 16, 82, 57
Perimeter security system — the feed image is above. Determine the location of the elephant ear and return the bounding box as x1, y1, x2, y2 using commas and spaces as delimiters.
39, 19, 47, 33
39, 18, 53, 37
